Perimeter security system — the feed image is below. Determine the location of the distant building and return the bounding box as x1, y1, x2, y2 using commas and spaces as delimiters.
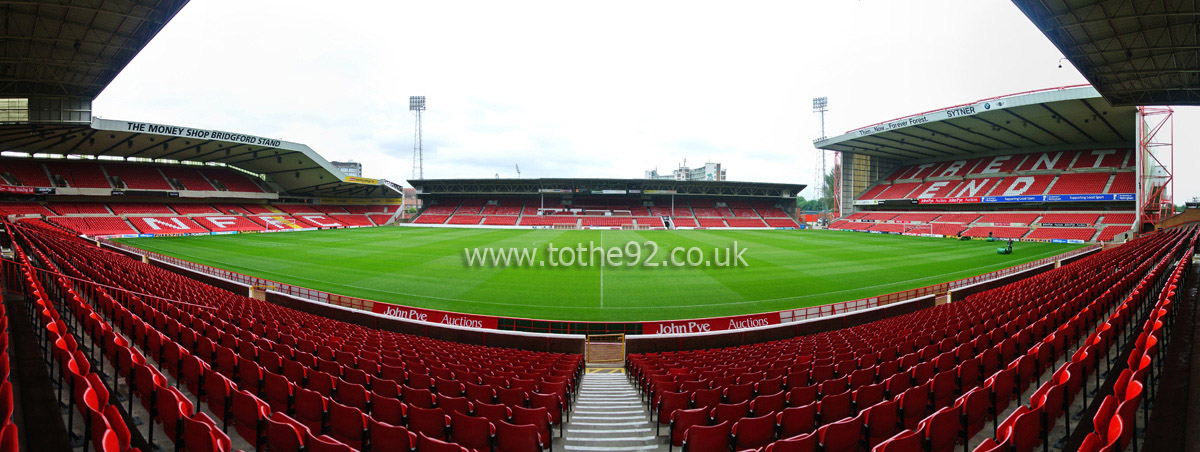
645, 161, 726, 181
332, 160, 363, 178
403, 187, 420, 208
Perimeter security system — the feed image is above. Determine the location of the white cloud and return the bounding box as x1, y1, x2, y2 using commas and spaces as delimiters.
93, 0, 1198, 200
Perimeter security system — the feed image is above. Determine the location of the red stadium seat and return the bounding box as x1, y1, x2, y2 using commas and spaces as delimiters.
230, 389, 268, 449
918, 406, 960, 452
181, 412, 232, 452
862, 399, 900, 448
711, 400, 750, 425
765, 431, 818, 452
872, 429, 922, 452
494, 421, 543, 452
450, 411, 495, 452
818, 413, 864, 452
293, 387, 328, 434
265, 412, 307, 452
750, 390, 785, 416
818, 390, 852, 425
511, 406, 553, 450
681, 420, 731, 452
474, 402, 512, 426
777, 402, 818, 438
669, 408, 710, 452
407, 405, 451, 440
731, 413, 776, 451
368, 418, 417, 452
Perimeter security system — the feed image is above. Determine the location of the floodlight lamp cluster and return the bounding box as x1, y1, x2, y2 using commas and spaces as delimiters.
813, 97, 828, 112
410, 96, 426, 111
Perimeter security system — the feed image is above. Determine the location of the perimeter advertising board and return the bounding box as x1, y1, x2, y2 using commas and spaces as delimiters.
371, 302, 499, 329
642, 312, 779, 334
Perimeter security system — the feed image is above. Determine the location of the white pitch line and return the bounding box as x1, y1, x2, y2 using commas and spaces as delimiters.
599, 230, 603, 308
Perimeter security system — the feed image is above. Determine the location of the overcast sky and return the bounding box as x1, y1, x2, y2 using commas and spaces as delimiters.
93, 0, 1198, 201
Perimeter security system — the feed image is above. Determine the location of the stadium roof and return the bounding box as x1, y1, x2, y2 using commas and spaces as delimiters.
813, 85, 1138, 161
1, 0, 190, 99
411, 178, 806, 198
1012, 0, 1200, 106
0, 117, 403, 198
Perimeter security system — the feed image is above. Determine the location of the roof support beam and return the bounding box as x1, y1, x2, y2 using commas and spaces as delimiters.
1001, 110, 1069, 144
935, 120, 1017, 149
26, 125, 92, 154
265, 166, 323, 175
157, 139, 216, 160
886, 130, 961, 156
853, 135, 941, 158
97, 132, 140, 155
1039, 103, 1096, 142
126, 136, 182, 158
1079, 98, 1127, 142
910, 124, 996, 152
968, 115, 1044, 147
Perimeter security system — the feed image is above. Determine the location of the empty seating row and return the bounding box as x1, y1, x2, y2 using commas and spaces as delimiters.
1073, 239, 1190, 452
885, 149, 1131, 182
1023, 228, 1097, 241
48, 216, 138, 236
0, 159, 52, 187
5, 228, 144, 452
104, 164, 175, 190
630, 227, 1191, 452
977, 227, 1193, 452
160, 166, 217, 191
831, 211, 1136, 242
960, 226, 1029, 239
0, 278, 16, 452
413, 197, 799, 228
6, 220, 584, 452
864, 172, 1131, 201
2, 202, 401, 219
33, 212, 390, 236
0, 158, 271, 193
1037, 213, 1101, 225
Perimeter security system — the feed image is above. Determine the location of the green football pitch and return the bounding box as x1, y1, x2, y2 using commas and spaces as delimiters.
114, 227, 1081, 322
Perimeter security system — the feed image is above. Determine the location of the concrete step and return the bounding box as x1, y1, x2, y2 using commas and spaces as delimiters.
563, 369, 669, 452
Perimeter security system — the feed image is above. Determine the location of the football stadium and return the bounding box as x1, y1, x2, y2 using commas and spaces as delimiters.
0, 2, 1197, 452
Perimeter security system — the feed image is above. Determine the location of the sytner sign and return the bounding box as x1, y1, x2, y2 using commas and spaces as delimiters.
851, 100, 1008, 138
